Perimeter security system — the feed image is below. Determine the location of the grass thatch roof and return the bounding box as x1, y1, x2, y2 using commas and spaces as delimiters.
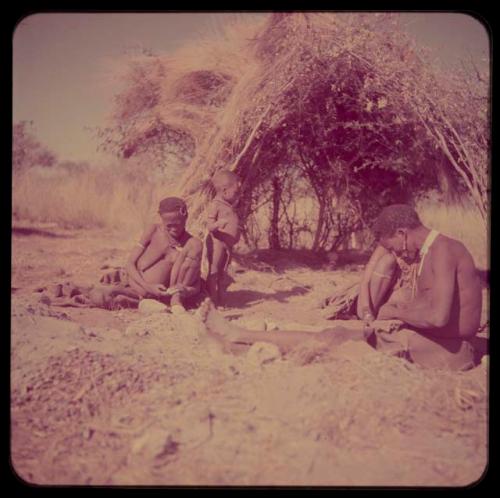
103, 13, 489, 243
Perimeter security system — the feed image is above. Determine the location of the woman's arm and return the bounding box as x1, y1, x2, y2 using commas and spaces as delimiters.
169, 249, 187, 286
170, 239, 203, 296
357, 244, 392, 319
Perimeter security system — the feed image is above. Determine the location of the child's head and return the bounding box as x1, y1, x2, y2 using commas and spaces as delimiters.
211, 170, 241, 204
158, 197, 188, 239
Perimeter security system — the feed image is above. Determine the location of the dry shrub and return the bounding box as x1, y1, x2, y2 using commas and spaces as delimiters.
12, 164, 179, 234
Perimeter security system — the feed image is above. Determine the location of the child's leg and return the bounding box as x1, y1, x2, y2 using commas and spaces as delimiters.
216, 251, 230, 307
206, 235, 227, 307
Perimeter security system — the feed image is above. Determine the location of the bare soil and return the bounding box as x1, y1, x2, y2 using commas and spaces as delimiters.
11, 223, 488, 486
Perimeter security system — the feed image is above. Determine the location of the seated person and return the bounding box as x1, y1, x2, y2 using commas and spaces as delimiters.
123, 197, 202, 311
361, 203, 482, 369
199, 205, 483, 371
356, 242, 417, 323
41, 197, 203, 312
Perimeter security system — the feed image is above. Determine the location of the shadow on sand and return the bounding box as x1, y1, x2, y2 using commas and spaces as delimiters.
233, 248, 372, 273
224, 286, 310, 309
12, 226, 71, 238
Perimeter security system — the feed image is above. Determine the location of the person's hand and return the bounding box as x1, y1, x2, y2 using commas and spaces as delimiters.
148, 283, 169, 297
377, 303, 399, 320
208, 220, 227, 232
213, 219, 227, 231
166, 283, 187, 295
358, 306, 374, 324
361, 310, 375, 339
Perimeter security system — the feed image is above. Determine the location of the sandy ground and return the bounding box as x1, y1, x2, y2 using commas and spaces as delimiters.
11, 223, 489, 486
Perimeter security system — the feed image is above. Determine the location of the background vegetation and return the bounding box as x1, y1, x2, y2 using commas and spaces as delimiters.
12, 13, 489, 269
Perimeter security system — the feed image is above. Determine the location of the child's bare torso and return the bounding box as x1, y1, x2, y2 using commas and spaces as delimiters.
211, 198, 240, 249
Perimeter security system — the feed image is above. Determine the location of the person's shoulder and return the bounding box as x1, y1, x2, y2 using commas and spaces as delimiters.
433, 234, 470, 264
437, 233, 467, 253
142, 223, 159, 238
186, 234, 203, 251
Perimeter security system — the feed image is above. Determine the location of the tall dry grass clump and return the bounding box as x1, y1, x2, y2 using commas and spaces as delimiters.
12, 164, 178, 234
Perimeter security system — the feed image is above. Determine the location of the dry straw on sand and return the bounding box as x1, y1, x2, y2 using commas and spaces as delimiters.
11, 309, 487, 485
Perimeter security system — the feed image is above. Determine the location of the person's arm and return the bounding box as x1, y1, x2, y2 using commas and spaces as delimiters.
357, 245, 391, 319
170, 238, 203, 297
206, 202, 226, 233
125, 225, 166, 296
169, 248, 187, 286
380, 243, 456, 330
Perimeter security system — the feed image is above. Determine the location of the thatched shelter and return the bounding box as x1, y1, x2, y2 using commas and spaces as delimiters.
101, 13, 489, 249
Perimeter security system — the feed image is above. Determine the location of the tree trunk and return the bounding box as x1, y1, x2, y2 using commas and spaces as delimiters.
269, 176, 282, 250
312, 197, 326, 252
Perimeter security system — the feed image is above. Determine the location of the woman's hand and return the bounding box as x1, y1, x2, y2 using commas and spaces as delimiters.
362, 311, 375, 324
147, 283, 169, 297
166, 283, 187, 295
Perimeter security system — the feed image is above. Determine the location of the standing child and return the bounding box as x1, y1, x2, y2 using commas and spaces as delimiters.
205, 170, 241, 308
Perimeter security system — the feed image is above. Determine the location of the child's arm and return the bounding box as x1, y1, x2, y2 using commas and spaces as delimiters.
126, 224, 163, 295
206, 202, 226, 232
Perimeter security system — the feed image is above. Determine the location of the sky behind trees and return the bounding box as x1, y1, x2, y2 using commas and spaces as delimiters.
13, 12, 490, 165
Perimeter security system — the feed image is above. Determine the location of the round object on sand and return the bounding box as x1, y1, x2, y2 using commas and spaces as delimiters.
88, 288, 109, 308
171, 303, 186, 315
334, 339, 377, 359
47, 284, 63, 298
246, 342, 282, 367
241, 319, 267, 331
38, 294, 51, 305
138, 299, 168, 314
265, 320, 279, 331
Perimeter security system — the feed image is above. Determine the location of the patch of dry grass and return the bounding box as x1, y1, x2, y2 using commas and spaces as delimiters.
416, 198, 489, 269
12, 165, 176, 234
12, 165, 488, 271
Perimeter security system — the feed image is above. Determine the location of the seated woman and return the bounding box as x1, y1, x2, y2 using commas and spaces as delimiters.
38, 197, 203, 312
356, 244, 417, 323
199, 205, 482, 372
